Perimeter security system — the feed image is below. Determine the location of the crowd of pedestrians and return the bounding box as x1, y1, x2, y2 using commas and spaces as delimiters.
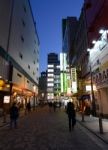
48, 100, 76, 132
8, 99, 76, 132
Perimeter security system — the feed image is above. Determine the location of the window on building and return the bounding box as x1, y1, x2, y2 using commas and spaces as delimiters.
17, 73, 22, 78
48, 74, 54, 77
48, 64, 54, 68
48, 69, 54, 72
23, 5, 27, 13
47, 83, 54, 87
34, 40, 36, 44
19, 53, 23, 59
27, 80, 29, 83
21, 19, 26, 27
47, 78, 54, 82
33, 71, 35, 75
21, 35, 24, 43
28, 65, 30, 69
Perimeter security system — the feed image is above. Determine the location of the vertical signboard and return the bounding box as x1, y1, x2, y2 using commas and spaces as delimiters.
71, 68, 77, 93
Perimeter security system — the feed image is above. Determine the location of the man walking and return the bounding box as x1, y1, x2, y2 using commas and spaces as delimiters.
66, 101, 76, 132
10, 102, 19, 129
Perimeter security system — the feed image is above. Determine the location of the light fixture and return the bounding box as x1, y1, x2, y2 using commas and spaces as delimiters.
99, 29, 104, 34
87, 48, 91, 52
92, 40, 96, 44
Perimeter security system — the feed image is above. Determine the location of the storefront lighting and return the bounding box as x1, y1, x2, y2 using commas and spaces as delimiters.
33, 85, 36, 92
0, 79, 5, 87
99, 29, 108, 34
6, 84, 10, 88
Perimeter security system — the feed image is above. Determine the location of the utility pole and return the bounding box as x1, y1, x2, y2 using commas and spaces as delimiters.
90, 66, 96, 116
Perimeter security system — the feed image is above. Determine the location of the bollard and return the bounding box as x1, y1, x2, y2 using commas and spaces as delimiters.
99, 114, 103, 134
82, 111, 85, 122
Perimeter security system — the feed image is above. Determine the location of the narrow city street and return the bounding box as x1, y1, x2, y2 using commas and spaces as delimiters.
0, 106, 107, 150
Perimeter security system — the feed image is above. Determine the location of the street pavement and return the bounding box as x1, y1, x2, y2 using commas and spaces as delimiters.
76, 113, 108, 144
0, 106, 108, 150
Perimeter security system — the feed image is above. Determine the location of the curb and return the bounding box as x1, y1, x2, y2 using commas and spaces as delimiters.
77, 120, 108, 145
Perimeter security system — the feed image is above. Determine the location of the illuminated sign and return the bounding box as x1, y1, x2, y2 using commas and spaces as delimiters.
4, 96, 10, 103
71, 68, 77, 93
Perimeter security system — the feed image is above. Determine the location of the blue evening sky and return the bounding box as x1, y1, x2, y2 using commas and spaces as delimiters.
30, 0, 84, 74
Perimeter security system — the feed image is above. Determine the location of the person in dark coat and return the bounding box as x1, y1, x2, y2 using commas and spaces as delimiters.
26, 101, 31, 113
10, 102, 19, 129
66, 101, 76, 132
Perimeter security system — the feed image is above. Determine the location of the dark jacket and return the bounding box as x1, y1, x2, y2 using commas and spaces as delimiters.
10, 104, 19, 119
66, 102, 75, 118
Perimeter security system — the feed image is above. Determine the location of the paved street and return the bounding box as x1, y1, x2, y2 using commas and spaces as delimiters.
0, 106, 108, 150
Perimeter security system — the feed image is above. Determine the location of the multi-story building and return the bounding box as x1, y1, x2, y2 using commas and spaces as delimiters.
84, 0, 108, 117
39, 71, 47, 103
61, 17, 78, 96
47, 53, 60, 101
0, 0, 39, 111
70, 0, 108, 116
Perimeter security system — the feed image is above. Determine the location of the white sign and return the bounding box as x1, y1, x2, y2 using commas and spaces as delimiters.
4, 96, 10, 103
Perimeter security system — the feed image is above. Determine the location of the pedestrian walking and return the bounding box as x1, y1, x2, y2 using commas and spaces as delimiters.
26, 101, 31, 113
53, 101, 57, 112
66, 101, 76, 132
48, 101, 53, 112
10, 102, 19, 129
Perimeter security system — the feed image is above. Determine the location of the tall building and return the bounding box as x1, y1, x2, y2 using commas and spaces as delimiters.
47, 53, 60, 101
39, 71, 47, 102
61, 17, 78, 96
84, 0, 108, 117
0, 0, 39, 111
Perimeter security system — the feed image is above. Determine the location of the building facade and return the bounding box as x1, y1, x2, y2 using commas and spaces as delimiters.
61, 17, 78, 96
39, 71, 47, 103
83, 0, 108, 117
47, 53, 60, 101
0, 0, 39, 112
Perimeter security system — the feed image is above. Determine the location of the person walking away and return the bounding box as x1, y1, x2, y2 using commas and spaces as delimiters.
53, 101, 56, 112
10, 102, 19, 129
66, 101, 76, 132
48, 101, 53, 112
26, 101, 31, 113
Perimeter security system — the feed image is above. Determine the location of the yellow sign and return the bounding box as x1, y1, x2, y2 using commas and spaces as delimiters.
0, 79, 5, 87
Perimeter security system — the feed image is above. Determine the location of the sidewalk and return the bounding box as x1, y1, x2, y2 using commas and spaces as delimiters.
77, 113, 108, 144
